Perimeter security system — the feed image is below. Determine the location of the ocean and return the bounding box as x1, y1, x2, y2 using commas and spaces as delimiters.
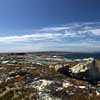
32, 52, 100, 59
61, 53, 100, 59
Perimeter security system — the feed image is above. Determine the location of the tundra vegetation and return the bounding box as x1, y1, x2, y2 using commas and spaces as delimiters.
0, 54, 100, 100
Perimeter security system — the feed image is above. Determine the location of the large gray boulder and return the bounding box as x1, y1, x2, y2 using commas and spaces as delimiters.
69, 58, 100, 83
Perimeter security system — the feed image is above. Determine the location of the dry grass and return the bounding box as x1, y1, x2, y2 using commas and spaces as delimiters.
96, 60, 100, 70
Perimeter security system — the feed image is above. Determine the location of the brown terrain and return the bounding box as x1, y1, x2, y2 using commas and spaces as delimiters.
0, 54, 100, 100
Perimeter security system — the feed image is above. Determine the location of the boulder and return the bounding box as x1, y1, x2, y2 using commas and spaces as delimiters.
49, 64, 69, 71
69, 58, 100, 83
53, 58, 100, 84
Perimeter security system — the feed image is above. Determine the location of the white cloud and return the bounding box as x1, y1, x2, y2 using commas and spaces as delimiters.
90, 29, 100, 35
0, 22, 100, 52
0, 33, 63, 42
0, 22, 100, 42
40, 26, 70, 32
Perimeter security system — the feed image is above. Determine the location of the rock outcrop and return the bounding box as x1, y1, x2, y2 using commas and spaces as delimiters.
53, 58, 100, 84
69, 58, 100, 83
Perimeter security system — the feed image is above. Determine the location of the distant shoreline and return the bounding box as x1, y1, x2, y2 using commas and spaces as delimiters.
0, 51, 100, 59
0, 51, 100, 54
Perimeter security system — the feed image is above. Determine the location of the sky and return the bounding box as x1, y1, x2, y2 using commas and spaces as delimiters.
0, 0, 100, 52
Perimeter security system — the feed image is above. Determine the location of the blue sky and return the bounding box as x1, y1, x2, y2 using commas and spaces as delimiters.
0, 0, 100, 52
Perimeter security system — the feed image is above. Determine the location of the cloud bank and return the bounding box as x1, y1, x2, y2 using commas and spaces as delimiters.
0, 22, 100, 52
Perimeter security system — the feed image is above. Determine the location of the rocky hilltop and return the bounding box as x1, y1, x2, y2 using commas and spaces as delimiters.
0, 54, 100, 100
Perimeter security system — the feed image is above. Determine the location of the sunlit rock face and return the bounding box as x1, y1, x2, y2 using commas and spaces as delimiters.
69, 58, 100, 83
55, 58, 100, 84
